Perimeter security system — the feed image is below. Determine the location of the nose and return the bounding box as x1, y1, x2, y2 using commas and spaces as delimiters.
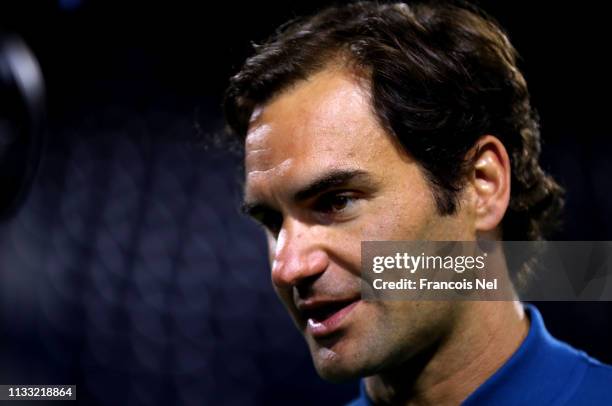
271, 218, 329, 289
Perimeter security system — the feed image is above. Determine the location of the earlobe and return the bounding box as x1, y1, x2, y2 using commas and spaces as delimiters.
471, 135, 511, 233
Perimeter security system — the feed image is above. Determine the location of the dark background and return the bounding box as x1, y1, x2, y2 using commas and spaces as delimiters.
0, 1, 611, 405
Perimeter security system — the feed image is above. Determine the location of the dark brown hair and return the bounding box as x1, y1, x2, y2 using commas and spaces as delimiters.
224, 0, 564, 241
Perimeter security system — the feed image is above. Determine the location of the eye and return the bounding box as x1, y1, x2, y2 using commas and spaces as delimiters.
314, 192, 357, 214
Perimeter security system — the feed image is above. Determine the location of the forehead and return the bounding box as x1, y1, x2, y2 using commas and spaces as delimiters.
243, 68, 400, 201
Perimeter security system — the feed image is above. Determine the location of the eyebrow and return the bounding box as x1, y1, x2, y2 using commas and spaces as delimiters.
293, 169, 370, 202
241, 169, 372, 217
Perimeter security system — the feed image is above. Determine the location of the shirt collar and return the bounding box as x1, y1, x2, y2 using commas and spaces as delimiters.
463, 303, 587, 405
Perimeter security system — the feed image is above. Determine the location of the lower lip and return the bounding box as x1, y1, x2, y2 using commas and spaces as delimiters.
306, 300, 360, 338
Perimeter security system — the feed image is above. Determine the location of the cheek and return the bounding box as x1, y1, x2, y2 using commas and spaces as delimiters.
356, 193, 438, 241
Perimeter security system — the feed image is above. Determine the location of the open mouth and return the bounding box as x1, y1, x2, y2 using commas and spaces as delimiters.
299, 298, 360, 338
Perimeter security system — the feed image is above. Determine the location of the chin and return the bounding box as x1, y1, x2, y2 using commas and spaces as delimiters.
310, 345, 372, 383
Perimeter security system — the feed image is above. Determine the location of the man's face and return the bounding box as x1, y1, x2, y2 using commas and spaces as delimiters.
243, 68, 476, 381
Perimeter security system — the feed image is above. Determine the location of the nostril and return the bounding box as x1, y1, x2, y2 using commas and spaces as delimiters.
295, 273, 321, 297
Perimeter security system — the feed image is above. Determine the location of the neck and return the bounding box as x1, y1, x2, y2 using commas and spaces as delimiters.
364, 301, 529, 406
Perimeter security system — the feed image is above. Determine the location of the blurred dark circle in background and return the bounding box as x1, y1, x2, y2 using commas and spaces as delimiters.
0, 33, 45, 220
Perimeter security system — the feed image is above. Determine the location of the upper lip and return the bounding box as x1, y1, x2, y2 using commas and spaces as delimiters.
296, 296, 360, 321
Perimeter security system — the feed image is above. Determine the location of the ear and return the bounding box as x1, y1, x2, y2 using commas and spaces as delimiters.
470, 135, 511, 234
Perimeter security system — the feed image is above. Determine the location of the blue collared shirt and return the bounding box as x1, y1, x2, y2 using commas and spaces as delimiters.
348, 304, 612, 405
